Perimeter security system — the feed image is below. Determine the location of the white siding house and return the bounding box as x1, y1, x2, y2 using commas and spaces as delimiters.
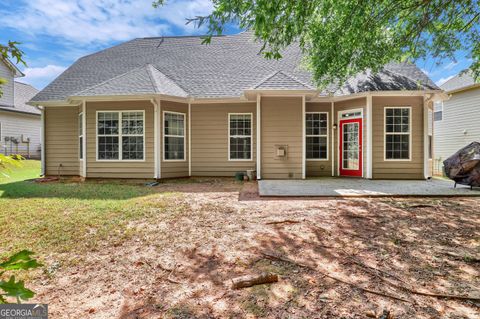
434, 70, 480, 174
0, 58, 41, 159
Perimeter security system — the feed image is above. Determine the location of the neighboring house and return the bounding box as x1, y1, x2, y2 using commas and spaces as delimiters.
29, 32, 443, 180
0, 58, 41, 159
433, 70, 480, 175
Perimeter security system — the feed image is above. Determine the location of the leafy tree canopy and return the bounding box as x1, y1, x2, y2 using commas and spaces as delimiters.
154, 0, 479, 87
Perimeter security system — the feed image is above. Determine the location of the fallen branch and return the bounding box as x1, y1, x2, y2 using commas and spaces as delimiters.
231, 272, 278, 289
261, 252, 409, 303
265, 220, 301, 225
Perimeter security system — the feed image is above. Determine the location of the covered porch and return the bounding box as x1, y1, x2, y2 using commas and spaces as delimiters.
258, 178, 480, 197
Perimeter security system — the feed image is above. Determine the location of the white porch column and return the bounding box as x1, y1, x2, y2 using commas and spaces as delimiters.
40, 107, 45, 176
423, 98, 430, 179
256, 94, 261, 180
81, 100, 87, 178
331, 101, 335, 177
188, 102, 192, 177
152, 99, 160, 179
366, 94, 373, 179
302, 95, 306, 179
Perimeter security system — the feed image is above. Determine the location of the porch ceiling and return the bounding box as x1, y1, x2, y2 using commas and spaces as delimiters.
258, 178, 480, 197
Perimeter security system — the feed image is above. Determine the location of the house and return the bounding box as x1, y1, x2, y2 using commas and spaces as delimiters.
29, 32, 443, 180
433, 70, 480, 175
0, 58, 41, 159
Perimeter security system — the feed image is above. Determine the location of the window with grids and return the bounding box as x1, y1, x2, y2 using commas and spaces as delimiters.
79, 112, 83, 160
229, 114, 252, 160
97, 111, 144, 160
385, 107, 410, 160
164, 112, 185, 160
433, 101, 443, 121
306, 113, 328, 159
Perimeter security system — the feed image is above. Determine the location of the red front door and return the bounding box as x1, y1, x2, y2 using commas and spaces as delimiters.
339, 118, 362, 177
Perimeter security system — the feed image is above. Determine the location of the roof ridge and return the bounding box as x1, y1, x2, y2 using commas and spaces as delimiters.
279, 71, 316, 89
147, 64, 189, 97
74, 65, 147, 95
251, 71, 282, 89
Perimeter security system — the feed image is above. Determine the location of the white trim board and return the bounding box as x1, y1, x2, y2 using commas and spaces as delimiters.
227, 112, 254, 162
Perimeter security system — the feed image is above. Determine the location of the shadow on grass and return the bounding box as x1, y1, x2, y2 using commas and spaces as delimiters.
0, 180, 155, 200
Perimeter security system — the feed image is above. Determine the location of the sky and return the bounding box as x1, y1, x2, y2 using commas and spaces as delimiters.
0, 0, 473, 90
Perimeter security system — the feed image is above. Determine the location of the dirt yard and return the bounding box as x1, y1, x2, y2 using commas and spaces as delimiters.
26, 179, 480, 318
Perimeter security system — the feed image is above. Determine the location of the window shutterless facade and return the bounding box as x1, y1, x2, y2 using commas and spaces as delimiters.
79, 112, 83, 160
384, 107, 411, 160
228, 113, 252, 160
163, 111, 186, 161
96, 111, 145, 161
305, 112, 328, 160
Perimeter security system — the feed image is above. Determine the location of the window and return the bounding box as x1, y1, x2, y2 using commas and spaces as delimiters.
306, 112, 328, 160
97, 111, 144, 161
434, 101, 443, 121
164, 112, 185, 161
79, 112, 83, 160
385, 107, 410, 160
229, 113, 252, 160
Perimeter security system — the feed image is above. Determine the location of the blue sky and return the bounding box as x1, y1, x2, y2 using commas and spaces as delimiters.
0, 0, 472, 90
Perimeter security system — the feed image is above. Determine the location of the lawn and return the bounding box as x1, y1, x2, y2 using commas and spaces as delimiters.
1, 162, 479, 318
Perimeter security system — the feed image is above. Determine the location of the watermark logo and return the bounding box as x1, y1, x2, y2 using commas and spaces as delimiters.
0, 304, 47, 319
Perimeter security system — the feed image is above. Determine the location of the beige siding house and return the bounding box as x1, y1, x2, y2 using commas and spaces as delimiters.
29, 32, 443, 180
433, 70, 480, 175
0, 58, 41, 159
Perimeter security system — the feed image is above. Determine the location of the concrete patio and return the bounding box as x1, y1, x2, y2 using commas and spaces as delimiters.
258, 178, 480, 197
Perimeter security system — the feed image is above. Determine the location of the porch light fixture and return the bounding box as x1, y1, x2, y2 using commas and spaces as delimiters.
333, 123, 338, 130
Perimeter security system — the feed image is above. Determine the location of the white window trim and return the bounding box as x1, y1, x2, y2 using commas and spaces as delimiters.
433, 101, 443, 122
95, 110, 146, 162
383, 106, 412, 162
79, 112, 84, 160
163, 110, 186, 162
228, 112, 253, 161
305, 111, 329, 161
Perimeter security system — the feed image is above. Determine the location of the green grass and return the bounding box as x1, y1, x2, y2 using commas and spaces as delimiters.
0, 160, 178, 261
0, 160, 41, 183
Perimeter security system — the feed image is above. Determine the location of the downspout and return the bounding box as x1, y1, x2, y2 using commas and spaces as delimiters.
81, 100, 87, 178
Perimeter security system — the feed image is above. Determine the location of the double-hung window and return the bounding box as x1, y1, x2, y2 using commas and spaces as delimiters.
97, 111, 144, 161
79, 112, 84, 160
306, 112, 328, 160
164, 112, 185, 161
229, 113, 252, 160
385, 107, 410, 160
433, 101, 443, 121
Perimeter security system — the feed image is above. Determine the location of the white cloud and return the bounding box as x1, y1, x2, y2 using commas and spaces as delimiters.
436, 75, 455, 86
443, 61, 458, 70
421, 68, 430, 76
21, 65, 67, 88
1, 0, 213, 45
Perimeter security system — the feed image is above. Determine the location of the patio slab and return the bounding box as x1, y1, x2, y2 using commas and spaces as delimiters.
258, 178, 480, 197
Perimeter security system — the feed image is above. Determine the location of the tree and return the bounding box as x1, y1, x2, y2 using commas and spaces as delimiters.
153, 0, 479, 87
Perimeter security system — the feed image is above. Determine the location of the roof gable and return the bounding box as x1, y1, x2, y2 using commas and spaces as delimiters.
252, 71, 315, 90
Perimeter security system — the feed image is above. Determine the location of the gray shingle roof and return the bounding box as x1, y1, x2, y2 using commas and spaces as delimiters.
440, 70, 476, 92
0, 82, 40, 115
31, 32, 439, 102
